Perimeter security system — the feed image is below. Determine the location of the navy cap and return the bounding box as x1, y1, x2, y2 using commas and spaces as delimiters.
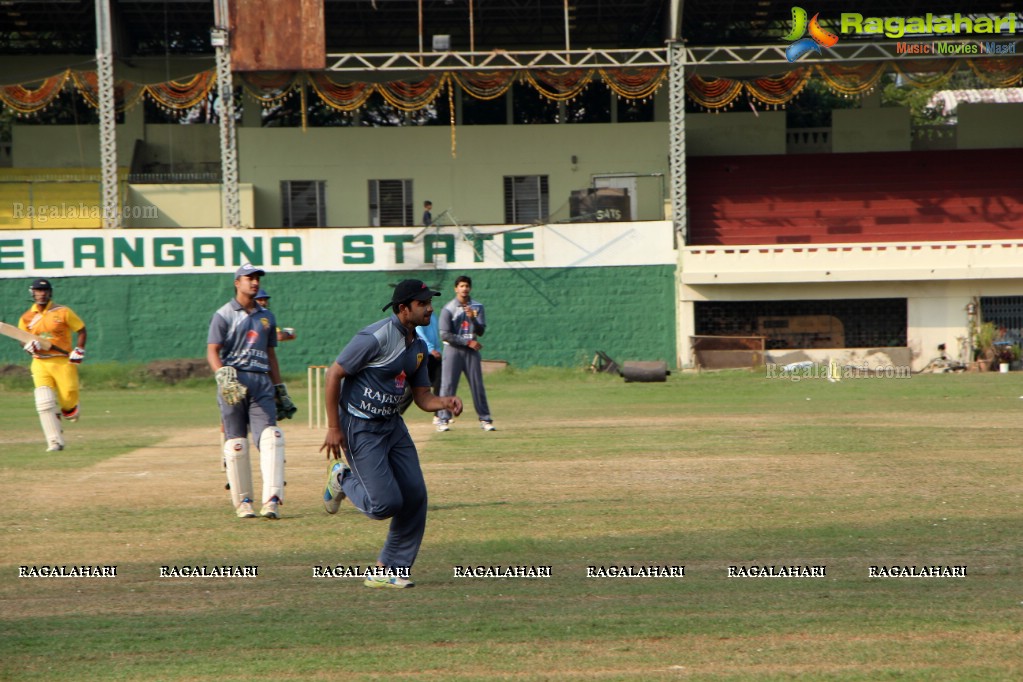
235, 263, 266, 279
30, 278, 53, 290
256, 289, 271, 300
383, 279, 441, 311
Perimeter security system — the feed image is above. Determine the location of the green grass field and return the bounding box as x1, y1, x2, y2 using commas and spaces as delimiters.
1, 367, 1022, 680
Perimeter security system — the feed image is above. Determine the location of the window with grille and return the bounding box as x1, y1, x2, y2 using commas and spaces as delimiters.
503, 175, 549, 224
694, 299, 907, 349
368, 179, 413, 226
281, 180, 326, 227
980, 296, 1023, 343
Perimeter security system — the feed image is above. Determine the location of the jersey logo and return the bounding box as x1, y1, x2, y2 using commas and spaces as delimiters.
416, 352, 423, 369
260, 317, 270, 329
395, 370, 407, 391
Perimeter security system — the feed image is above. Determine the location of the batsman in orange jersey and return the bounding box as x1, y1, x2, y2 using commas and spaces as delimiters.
19, 277, 87, 452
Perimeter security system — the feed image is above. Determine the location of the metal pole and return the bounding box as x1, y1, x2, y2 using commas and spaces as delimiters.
418, 0, 424, 58
668, 41, 689, 369
668, 42, 687, 244
563, 0, 570, 53
213, 0, 242, 229
95, 0, 120, 228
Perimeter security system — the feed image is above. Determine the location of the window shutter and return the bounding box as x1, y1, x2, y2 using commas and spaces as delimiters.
281, 180, 326, 227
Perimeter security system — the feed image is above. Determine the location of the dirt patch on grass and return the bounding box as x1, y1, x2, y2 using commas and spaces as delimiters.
144, 358, 212, 383
0, 363, 29, 378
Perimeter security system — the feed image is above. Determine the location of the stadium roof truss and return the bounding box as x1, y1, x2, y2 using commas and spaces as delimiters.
324, 47, 671, 72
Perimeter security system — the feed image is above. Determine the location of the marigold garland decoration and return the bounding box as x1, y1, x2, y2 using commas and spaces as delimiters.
747, 69, 811, 106
685, 75, 744, 110
0, 70, 70, 114
376, 73, 447, 111
71, 70, 146, 112
452, 71, 516, 101
523, 69, 594, 101
815, 63, 886, 96
968, 57, 1023, 87
600, 67, 667, 100
891, 59, 959, 88
145, 71, 216, 111
240, 72, 302, 107
2, 60, 1022, 117
307, 73, 374, 112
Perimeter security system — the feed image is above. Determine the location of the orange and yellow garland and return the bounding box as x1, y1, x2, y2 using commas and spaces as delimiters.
2, 58, 1021, 116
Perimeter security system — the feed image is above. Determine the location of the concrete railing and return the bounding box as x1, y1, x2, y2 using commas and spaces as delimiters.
682, 239, 1023, 284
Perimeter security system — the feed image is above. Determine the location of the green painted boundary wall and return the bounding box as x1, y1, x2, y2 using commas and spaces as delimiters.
0, 266, 677, 376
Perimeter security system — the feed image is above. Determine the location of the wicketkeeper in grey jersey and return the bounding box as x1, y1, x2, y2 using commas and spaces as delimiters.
206, 263, 297, 520
436, 274, 494, 432
320, 279, 463, 588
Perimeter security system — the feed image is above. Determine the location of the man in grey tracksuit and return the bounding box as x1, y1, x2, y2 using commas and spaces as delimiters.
436, 275, 494, 432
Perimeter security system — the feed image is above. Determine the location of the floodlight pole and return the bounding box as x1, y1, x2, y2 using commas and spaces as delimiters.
213, 0, 242, 229
95, 0, 120, 228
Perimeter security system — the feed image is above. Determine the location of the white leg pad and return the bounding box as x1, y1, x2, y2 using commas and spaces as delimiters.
223, 438, 253, 508
34, 386, 64, 450
259, 427, 285, 504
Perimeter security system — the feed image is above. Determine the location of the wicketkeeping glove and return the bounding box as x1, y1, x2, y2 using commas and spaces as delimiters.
275, 383, 297, 420
69, 347, 86, 364
215, 366, 247, 405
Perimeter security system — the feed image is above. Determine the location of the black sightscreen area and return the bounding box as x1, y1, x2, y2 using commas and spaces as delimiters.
695, 299, 907, 349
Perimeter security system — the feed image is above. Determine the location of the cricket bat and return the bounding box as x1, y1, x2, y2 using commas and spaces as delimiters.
0, 321, 70, 355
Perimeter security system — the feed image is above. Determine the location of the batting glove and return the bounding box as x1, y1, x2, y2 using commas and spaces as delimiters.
69, 347, 86, 364
274, 383, 297, 420
215, 366, 248, 405
22, 340, 40, 355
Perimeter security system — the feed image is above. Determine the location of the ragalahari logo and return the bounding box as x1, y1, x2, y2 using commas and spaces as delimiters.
784, 7, 840, 62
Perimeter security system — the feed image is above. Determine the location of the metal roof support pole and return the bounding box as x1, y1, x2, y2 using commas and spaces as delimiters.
213, 0, 241, 229
95, 0, 120, 228
668, 41, 691, 369
667, 42, 687, 244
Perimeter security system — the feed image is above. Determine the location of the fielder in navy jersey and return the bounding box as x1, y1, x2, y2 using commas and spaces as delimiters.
320, 279, 463, 588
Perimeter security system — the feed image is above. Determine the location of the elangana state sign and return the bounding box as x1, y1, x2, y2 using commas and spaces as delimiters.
0, 223, 675, 278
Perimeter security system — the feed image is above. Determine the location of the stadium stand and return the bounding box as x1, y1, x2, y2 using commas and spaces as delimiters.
687, 149, 1023, 246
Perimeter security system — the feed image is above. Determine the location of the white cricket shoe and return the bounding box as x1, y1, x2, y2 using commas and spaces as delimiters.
436, 420, 450, 432
480, 421, 496, 432
260, 497, 281, 519
46, 443, 64, 452
323, 461, 348, 514
236, 498, 257, 518
364, 574, 415, 589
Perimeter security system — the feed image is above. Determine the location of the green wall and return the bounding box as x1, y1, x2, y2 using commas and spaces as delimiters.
0, 265, 677, 375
